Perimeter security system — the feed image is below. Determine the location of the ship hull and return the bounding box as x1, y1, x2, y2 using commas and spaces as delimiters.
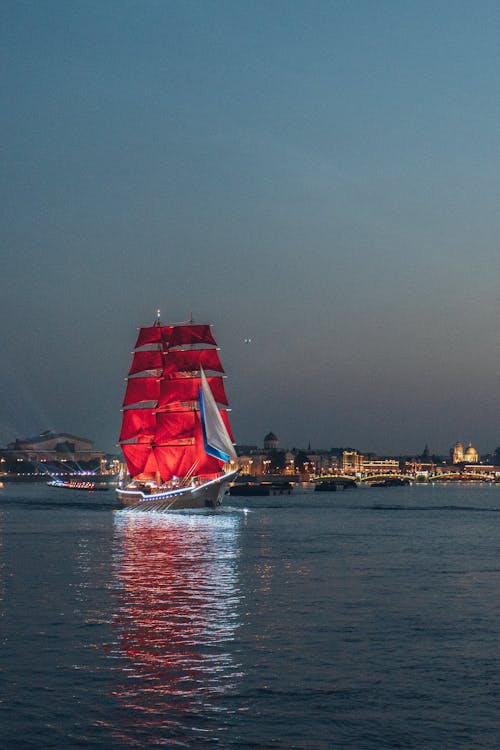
116, 470, 238, 511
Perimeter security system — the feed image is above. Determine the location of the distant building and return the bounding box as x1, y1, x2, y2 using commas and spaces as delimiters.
264, 432, 279, 451
463, 443, 478, 463
452, 442, 464, 463
363, 458, 400, 475
342, 450, 364, 474
452, 441, 478, 464
403, 460, 437, 476
236, 432, 283, 476
235, 444, 258, 456
342, 451, 400, 476
462, 464, 494, 477
4, 431, 104, 465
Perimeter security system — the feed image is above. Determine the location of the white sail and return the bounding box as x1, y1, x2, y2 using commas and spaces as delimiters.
199, 366, 237, 463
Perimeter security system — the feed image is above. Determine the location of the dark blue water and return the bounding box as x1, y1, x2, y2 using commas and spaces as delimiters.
1, 482, 500, 749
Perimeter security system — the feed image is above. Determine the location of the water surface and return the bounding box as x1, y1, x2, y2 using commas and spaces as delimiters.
1, 482, 500, 748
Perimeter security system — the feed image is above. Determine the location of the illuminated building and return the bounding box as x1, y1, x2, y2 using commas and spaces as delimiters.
342, 451, 400, 476
342, 450, 364, 474
463, 443, 478, 463
452, 442, 464, 463
362, 459, 400, 475
452, 441, 478, 464
236, 433, 280, 475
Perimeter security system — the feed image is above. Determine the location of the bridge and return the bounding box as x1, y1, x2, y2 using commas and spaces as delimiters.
317, 471, 499, 484
430, 471, 496, 482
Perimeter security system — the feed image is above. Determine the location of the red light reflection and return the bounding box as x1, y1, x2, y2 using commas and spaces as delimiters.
110, 512, 242, 738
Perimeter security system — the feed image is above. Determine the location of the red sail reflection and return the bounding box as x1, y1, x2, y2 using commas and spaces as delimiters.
111, 512, 242, 737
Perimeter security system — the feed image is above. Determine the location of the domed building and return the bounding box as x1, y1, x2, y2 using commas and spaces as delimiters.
463, 443, 478, 464
264, 432, 278, 451
452, 441, 478, 464
452, 442, 464, 464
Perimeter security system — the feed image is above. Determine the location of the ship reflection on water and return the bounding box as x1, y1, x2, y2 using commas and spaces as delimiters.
111, 511, 243, 744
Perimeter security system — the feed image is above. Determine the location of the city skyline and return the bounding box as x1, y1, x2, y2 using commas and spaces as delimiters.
3, 2, 500, 455
1, 426, 497, 466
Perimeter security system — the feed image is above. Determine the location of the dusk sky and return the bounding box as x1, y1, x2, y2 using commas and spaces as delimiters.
2, 1, 500, 456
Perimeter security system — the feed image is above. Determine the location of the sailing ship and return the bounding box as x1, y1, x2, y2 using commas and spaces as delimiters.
117, 311, 238, 510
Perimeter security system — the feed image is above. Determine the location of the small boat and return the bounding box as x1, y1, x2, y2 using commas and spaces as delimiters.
117, 311, 238, 511
47, 479, 109, 491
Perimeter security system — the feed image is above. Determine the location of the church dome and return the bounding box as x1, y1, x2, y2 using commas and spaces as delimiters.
464, 443, 478, 463
264, 432, 278, 450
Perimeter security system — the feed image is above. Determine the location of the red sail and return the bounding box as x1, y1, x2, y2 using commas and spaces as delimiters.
119, 409, 156, 442
120, 317, 235, 484
121, 443, 153, 477
153, 415, 222, 481
135, 326, 173, 348
162, 348, 224, 375
129, 350, 163, 375
123, 377, 160, 407
137, 449, 161, 480
122, 444, 161, 479
154, 444, 221, 481
155, 411, 195, 444
157, 376, 228, 407
168, 325, 217, 348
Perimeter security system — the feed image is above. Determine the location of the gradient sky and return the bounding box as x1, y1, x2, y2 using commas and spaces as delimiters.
2, 1, 500, 456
